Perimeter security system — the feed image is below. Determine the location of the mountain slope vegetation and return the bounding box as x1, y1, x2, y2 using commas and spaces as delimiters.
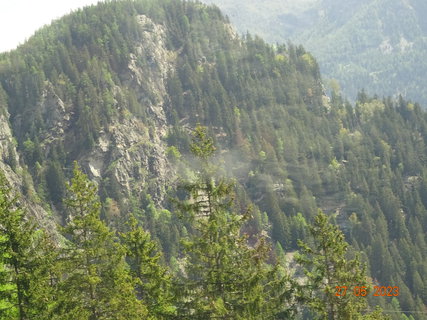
202, 0, 427, 106
0, 0, 425, 318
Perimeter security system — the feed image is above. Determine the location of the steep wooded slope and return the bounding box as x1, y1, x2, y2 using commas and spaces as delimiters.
202, 0, 427, 106
0, 0, 425, 317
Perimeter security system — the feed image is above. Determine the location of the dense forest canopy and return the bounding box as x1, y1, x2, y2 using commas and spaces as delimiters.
0, 0, 425, 318
201, 0, 427, 106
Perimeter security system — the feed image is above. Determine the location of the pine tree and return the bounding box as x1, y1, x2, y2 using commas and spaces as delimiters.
55, 162, 147, 319
296, 210, 389, 320
0, 171, 26, 320
174, 125, 296, 319
45, 159, 66, 205
120, 216, 175, 319
0, 170, 55, 319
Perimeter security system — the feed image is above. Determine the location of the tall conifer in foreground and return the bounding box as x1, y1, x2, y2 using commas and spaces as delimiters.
296, 210, 389, 320
0, 170, 55, 320
121, 216, 175, 319
55, 162, 147, 319
174, 125, 297, 319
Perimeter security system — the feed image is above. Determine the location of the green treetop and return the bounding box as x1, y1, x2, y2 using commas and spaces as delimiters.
174, 125, 297, 319
0, 170, 56, 320
297, 210, 389, 320
55, 162, 147, 319
121, 216, 175, 319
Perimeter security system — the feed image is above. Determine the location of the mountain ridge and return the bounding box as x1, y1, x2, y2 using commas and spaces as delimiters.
0, 1, 425, 317
201, 0, 427, 106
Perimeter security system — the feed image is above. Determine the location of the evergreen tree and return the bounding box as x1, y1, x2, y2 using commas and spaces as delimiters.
121, 216, 175, 319
0, 0, 426, 315
55, 162, 147, 319
45, 159, 66, 205
296, 210, 389, 320
174, 126, 296, 319
0, 170, 55, 319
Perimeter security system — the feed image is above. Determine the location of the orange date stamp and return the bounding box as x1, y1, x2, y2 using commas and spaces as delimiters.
334, 285, 399, 297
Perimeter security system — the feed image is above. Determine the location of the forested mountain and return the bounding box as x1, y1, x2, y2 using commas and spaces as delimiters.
0, 0, 426, 318
201, 0, 427, 106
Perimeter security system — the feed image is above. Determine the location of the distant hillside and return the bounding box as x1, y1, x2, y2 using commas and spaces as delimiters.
202, 0, 427, 106
0, 0, 426, 318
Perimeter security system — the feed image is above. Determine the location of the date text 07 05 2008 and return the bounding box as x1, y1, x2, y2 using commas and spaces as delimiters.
334, 286, 399, 297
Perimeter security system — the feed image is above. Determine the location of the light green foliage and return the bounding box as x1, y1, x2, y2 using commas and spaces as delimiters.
189, 125, 216, 162
0, 171, 55, 319
0, 174, 20, 319
356, 99, 385, 122
166, 146, 181, 162
301, 53, 316, 68
56, 162, 147, 319
274, 53, 286, 62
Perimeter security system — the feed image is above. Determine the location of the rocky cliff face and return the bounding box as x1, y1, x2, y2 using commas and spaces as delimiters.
0, 108, 53, 226
0, 111, 20, 184
82, 15, 173, 204
0, 13, 176, 224
0, 4, 245, 219
32, 14, 174, 209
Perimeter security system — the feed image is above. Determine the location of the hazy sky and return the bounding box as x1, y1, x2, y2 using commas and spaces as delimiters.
0, 0, 101, 53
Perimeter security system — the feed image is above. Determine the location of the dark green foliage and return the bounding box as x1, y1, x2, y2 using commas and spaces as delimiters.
0, 0, 425, 317
297, 211, 378, 319
45, 160, 66, 205
174, 126, 297, 319
203, 0, 427, 106
121, 217, 175, 319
